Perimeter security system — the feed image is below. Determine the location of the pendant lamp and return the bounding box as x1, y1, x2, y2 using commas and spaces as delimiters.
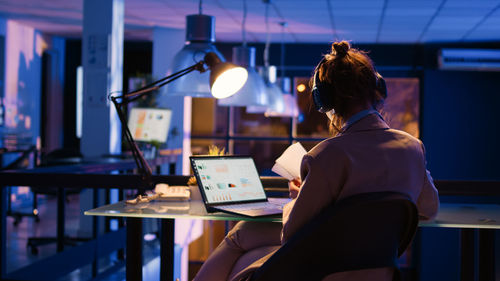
247, 65, 285, 114
265, 77, 299, 118
262, 19, 299, 118
218, 46, 268, 107
164, 14, 225, 97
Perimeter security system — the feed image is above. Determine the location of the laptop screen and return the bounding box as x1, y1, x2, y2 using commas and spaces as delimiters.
190, 156, 267, 204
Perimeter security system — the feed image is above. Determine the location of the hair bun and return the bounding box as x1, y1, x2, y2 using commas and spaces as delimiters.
332, 41, 350, 58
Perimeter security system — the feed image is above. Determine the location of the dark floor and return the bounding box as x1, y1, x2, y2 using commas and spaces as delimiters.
6, 193, 164, 281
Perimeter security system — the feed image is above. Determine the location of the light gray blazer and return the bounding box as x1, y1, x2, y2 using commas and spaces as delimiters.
281, 113, 439, 281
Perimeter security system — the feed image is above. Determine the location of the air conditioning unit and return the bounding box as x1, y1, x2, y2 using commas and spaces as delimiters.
438, 49, 500, 71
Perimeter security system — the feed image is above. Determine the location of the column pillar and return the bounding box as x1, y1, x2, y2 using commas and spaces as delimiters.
81, 0, 123, 157
152, 27, 190, 175
79, 0, 124, 237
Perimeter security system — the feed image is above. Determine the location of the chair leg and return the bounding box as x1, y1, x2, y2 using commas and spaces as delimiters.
33, 192, 37, 209
33, 192, 40, 222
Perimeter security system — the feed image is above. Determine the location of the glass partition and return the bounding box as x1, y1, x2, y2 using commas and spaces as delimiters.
190, 76, 420, 173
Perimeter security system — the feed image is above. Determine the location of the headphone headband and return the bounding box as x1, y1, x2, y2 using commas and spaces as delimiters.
311, 57, 387, 113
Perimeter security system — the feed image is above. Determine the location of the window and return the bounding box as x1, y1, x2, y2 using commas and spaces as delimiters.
191, 77, 420, 175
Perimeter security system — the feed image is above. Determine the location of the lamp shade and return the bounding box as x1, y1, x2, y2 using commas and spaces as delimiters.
218, 46, 268, 107
265, 83, 286, 113
247, 65, 285, 114
164, 14, 225, 97
265, 77, 299, 118
203, 52, 248, 99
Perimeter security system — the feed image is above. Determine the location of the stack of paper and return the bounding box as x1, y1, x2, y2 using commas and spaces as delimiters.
271, 142, 307, 180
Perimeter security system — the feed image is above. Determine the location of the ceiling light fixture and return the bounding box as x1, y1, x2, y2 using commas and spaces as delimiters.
218, 0, 268, 107
265, 20, 299, 118
246, 0, 286, 114
164, 0, 226, 97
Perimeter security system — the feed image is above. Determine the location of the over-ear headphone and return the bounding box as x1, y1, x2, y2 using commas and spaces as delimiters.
311, 58, 387, 113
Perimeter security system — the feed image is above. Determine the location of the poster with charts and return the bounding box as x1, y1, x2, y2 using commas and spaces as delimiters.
127, 108, 172, 143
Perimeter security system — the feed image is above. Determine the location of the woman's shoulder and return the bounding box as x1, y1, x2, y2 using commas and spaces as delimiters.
307, 137, 348, 159
386, 128, 423, 145
308, 128, 424, 159
310, 131, 366, 150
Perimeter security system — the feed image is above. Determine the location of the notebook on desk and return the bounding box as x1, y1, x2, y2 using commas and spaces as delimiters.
190, 155, 287, 217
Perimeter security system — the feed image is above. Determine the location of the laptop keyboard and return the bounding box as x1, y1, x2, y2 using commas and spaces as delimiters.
217, 201, 284, 211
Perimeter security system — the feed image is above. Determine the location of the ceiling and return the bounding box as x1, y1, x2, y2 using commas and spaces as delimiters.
0, 0, 499, 44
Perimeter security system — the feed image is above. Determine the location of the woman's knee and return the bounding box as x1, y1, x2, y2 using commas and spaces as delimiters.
226, 221, 282, 251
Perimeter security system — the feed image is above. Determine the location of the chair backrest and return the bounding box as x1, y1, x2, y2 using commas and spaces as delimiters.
250, 191, 418, 281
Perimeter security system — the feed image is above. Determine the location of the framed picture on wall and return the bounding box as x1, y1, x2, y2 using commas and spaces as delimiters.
293, 76, 421, 139
383, 78, 420, 138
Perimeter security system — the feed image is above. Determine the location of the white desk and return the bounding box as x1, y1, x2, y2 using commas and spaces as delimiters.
86, 201, 500, 281
420, 203, 500, 229
420, 203, 500, 281
85, 198, 286, 281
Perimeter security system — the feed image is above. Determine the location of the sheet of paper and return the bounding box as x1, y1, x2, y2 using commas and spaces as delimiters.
271, 163, 295, 181
273, 142, 307, 180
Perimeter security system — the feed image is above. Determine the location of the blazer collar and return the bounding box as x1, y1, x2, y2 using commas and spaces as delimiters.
341, 113, 390, 135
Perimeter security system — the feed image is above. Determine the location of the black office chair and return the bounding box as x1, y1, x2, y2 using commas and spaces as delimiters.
249, 191, 418, 281
1, 145, 38, 225
27, 148, 88, 255
30, 148, 83, 212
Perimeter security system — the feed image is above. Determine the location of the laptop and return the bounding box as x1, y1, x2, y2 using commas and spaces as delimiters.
190, 155, 287, 217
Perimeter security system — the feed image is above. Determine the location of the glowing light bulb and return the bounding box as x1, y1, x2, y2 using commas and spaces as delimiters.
296, 83, 306, 93
211, 67, 248, 99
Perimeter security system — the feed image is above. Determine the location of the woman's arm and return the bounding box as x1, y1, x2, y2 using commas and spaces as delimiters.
417, 169, 439, 220
281, 148, 346, 243
416, 143, 439, 221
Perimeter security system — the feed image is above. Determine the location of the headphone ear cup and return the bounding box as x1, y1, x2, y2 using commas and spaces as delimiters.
375, 72, 387, 99
312, 61, 335, 113
312, 87, 331, 113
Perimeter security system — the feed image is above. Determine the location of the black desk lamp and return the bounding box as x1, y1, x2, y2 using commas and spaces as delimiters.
110, 52, 248, 195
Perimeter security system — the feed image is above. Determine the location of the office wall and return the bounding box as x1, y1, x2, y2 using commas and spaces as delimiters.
422, 70, 500, 181
62, 40, 152, 149
0, 20, 5, 131
1, 20, 45, 145
419, 69, 500, 281
0, 18, 67, 153
41, 36, 66, 152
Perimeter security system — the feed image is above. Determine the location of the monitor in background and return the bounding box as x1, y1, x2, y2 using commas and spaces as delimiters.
127, 108, 172, 144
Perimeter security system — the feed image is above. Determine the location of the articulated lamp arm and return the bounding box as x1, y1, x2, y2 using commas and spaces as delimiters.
110, 62, 205, 194
109, 52, 247, 195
